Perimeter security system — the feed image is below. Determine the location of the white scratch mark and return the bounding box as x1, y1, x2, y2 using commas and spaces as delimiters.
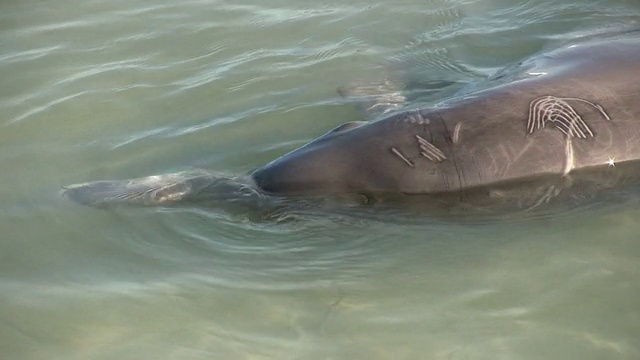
390, 147, 414, 167
415, 135, 446, 162
563, 137, 574, 176
527, 95, 610, 139
452, 122, 462, 144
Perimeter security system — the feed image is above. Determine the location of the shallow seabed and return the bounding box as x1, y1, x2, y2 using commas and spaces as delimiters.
2, 0, 640, 359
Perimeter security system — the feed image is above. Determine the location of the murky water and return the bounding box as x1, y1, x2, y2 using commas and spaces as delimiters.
2, 0, 640, 359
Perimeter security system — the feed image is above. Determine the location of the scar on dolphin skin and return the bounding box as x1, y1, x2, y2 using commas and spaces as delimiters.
403, 111, 430, 125
452, 122, 462, 144
527, 95, 611, 138
390, 147, 415, 168
415, 135, 447, 162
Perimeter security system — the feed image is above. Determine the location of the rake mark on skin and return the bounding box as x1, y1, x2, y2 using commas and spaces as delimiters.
415, 135, 446, 162
390, 147, 415, 167
527, 95, 611, 138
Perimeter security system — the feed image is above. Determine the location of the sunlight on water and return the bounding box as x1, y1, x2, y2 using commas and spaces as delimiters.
1, 0, 640, 359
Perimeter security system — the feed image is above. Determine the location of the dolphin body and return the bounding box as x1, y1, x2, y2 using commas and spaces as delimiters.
62, 34, 640, 211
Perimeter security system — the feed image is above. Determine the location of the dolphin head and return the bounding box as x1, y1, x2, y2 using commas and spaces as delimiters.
251, 117, 448, 196
252, 121, 371, 194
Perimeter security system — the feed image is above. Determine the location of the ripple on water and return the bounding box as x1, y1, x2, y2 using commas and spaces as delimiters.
3, 0, 640, 358
139, 205, 397, 291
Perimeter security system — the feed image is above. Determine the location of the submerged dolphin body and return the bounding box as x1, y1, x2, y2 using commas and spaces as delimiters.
62, 35, 640, 211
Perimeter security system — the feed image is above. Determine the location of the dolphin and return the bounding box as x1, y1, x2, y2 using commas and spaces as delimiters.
62, 34, 640, 211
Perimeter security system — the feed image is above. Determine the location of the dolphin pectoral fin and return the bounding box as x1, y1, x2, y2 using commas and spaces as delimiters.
337, 79, 407, 116
61, 170, 221, 207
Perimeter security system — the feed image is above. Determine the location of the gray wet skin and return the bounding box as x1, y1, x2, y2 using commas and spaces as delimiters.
252, 35, 640, 197
63, 34, 640, 207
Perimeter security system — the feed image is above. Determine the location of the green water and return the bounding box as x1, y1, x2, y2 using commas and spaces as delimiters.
2, 0, 640, 359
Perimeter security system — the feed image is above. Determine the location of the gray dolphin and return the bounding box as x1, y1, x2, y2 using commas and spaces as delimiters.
62, 34, 640, 210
